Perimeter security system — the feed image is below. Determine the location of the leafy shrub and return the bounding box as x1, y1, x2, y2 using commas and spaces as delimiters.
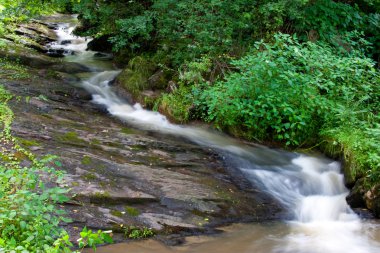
195, 34, 379, 146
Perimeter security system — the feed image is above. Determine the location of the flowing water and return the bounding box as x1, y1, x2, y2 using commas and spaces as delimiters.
51, 16, 380, 253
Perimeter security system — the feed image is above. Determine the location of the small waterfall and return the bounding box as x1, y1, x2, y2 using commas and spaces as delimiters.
55, 16, 380, 253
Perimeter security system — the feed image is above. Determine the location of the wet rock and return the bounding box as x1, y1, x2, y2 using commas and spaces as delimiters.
1, 21, 58, 54
364, 184, 380, 218
54, 72, 81, 83
14, 23, 57, 47
148, 70, 169, 90
351, 208, 376, 219
346, 178, 366, 208
51, 62, 92, 73
47, 48, 66, 57
86, 35, 113, 52
4, 34, 48, 53
347, 177, 380, 218
139, 213, 198, 230
28, 97, 52, 112
94, 52, 113, 61
61, 40, 72, 45
0, 36, 58, 68
19, 22, 58, 42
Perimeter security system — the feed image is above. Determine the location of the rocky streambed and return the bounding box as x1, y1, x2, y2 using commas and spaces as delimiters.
0, 14, 285, 243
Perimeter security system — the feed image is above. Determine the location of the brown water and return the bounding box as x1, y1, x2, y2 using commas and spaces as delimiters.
86, 221, 380, 253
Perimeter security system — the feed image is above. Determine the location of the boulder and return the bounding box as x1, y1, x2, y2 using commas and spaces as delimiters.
0, 42, 57, 68
346, 178, 366, 208
148, 70, 169, 90
87, 35, 113, 52
113, 56, 156, 103
347, 177, 380, 218
47, 48, 75, 58
364, 184, 380, 218
51, 62, 92, 73
17, 22, 58, 44
113, 56, 171, 108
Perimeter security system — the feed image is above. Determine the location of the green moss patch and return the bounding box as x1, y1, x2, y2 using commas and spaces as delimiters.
124, 206, 140, 216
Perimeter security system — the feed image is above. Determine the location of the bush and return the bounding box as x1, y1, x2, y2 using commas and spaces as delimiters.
195, 34, 379, 146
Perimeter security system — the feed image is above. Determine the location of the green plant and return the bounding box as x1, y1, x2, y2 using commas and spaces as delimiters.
124, 206, 140, 217
195, 33, 379, 146
77, 227, 113, 251
123, 226, 154, 239
0, 58, 30, 80
157, 84, 194, 123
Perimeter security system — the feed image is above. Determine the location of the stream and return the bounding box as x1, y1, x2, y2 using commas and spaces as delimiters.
50, 16, 380, 253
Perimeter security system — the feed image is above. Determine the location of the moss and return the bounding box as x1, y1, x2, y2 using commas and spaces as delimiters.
130, 144, 147, 151
146, 155, 161, 165
81, 156, 92, 165
57, 131, 87, 146
81, 172, 97, 181
116, 56, 157, 105
128, 161, 145, 165
111, 210, 123, 217
123, 226, 154, 239
125, 206, 140, 216
121, 127, 137, 135
71, 182, 80, 187
319, 128, 374, 187
46, 69, 59, 79
17, 138, 41, 147
99, 181, 110, 189
90, 138, 101, 145
40, 113, 53, 119
104, 141, 124, 148
90, 191, 111, 203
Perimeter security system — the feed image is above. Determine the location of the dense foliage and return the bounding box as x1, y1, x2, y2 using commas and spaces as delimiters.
65, 0, 380, 65
196, 34, 379, 144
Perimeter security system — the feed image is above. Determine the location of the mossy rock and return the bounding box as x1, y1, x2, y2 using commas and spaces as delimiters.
365, 184, 380, 218
114, 56, 171, 108
125, 206, 140, 217
116, 56, 155, 96
346, 178, 366, 208
56, 131, 88, 147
